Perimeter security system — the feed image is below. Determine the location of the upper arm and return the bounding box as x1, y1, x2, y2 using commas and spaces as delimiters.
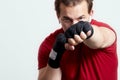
100, 27, 116, 48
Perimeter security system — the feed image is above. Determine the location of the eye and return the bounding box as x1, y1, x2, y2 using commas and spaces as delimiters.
61, 17, 73, 23
78, 16, 86, 21
78, 16, 84, 20
62, 18, 72, 23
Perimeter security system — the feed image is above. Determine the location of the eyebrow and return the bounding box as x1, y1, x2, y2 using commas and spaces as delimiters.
63, 16, 72, 20
63, 15, 85, 20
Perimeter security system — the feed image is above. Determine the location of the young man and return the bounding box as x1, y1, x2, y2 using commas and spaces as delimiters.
38, 0, 118, 80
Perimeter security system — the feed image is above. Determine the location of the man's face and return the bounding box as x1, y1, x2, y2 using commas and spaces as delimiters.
59, 1, 93, 31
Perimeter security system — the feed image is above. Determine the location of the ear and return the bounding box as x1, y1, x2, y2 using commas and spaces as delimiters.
56, 13, 60, 19
89, 10, 94, 16
56, 13, 61, 23
88, 10, 94, 22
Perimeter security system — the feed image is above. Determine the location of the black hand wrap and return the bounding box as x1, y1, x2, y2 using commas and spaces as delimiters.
48, 33, 66, 68
65, 21, 94, 39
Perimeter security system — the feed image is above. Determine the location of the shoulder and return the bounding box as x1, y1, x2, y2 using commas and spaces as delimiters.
91, 19, 110, 27
45, 28, 64, 44
91, 19, 116, 36
40, 28, 64, 49
91, 19, 115, 31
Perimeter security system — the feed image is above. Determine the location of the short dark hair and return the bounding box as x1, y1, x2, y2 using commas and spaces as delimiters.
55, 0, 93, 15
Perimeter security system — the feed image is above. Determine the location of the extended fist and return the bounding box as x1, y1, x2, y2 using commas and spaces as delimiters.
64, 21, 94, 50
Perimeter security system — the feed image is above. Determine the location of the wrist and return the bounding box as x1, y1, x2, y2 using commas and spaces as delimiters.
48, 49, 64, 68
86, 26, 94, 39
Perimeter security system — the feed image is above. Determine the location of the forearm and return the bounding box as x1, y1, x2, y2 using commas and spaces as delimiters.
38, 65, 62, 80
38, 33, 66, 80
83, 25, 103, 49
84, 25, 115, 49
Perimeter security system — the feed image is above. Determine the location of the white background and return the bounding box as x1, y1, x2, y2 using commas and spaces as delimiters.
0, 0, 120, 80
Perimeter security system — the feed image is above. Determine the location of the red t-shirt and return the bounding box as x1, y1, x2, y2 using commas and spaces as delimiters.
38, 19, 118, 80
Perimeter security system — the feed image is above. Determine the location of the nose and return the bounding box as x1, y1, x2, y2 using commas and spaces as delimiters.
72, 20, 79, 25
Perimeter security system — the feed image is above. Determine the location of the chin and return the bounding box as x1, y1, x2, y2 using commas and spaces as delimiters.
63, 26, 70, 32
63, 28, 66, 32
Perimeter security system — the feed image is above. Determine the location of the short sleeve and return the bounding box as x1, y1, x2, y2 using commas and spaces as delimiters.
38, 37, 54, 69
37, 28, 64, 69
